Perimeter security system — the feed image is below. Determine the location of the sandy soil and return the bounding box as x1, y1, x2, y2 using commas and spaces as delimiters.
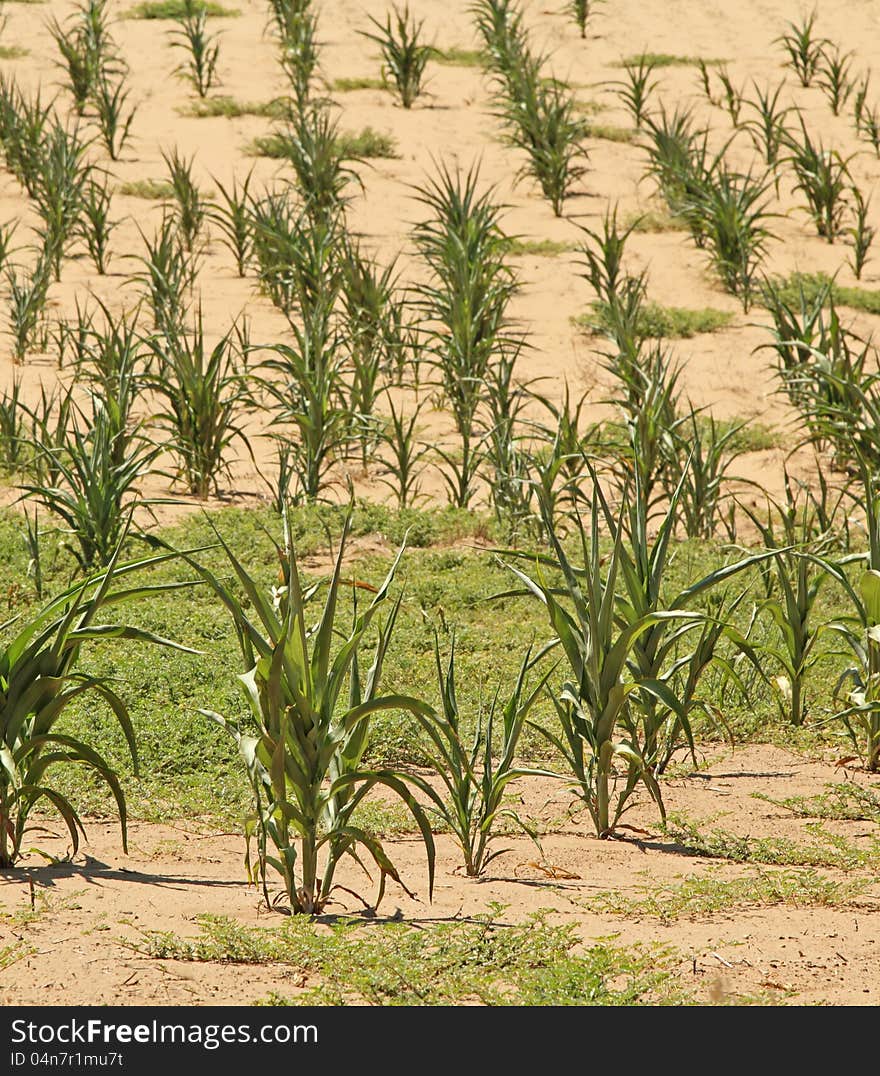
0, 0, 878, 518
2, 744, 879, 1006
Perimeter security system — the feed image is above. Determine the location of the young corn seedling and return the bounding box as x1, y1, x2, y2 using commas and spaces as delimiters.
498, 480, 694, 836
23, 384, 75, 491
361, 5, 434, 109
784, 119, 854, 242
92, 72, 137, 160
0, 376, 26, 472
776, 8, 828, 87
32, 120, 92, 281
376, 392, 430, 509
740, 471, 835, 727
0, 542, 197, 868
22, 506, 43, 601
860, 104, 880, 156
847, 185, 875, 280
409, 634, 554, 876
685, 163, 775, 310
818, 46, 854, 116
6, 254, 51, 363
169, 0, 221, 97
208, 167, 254, 276
76, 173, 117, 274
176, 509, 437, 913
48, 0, 118, 116
567, 0, 602, 40
278, 8, 321, 108
612, 54, 658, 129
131, 213, 199, 333
664, 406, 744, 539
162, 146, 206, 253
743, 81, 792, 168
19, 401, 160, 572
853, 72, 871, 133
715, 64, 745, 126
271, 105, 363, 220
144, 307, 252, 498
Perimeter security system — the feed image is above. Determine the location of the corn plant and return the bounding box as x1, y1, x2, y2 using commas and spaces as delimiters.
208, 168, 254, 276
169, 0, 221, 98
776, 9, 828, 88
480, 348, 535, 536
409, 634, 554, 876
361, 5, 433, 109
860, 104, 880, 156
818, 46, 854, 116
278, 8, 320, 108
19, 402, 159, 572
500, 74, 590, 216
76, 173, 117, 274
32, 120, 92, 281
0, 376, 25, 472
684, 163, 774, 310
0, 542, 197, 868
664, 407, 744, 539
130, 213, 199, 333
613, 55, 658, 129
48, 0, 117, 116
0, 79, 53, 199
567, 0, 601, 39
23, 384, 75, 491
143, 308, 251, 499
269, 106, 362, 220
180, 510, 437, 913
162, 146, 206, 253
847, 185, 875, 280
499, 483, 693, 836
376, 393, 429, 509
784, 120, 853, 242
740, 472, 835, 727
92, 72, 137, 161
6, 254, 51, 364
853, 72, 871, 132
22, 506, 43, 601
715, 64, 745, 126
743, 81, 792, 168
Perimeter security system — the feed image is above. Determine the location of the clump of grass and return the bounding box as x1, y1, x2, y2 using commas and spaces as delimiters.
509, 237, 574, 256
584, 122, 638, 143
0, 46, 27, 59
613, 53, 724, 68
332, 76, 386, 91
248, 126, 398, 160
756, 783, 880, 824
124, 0, 238, 18
116, 177, 174, 199
177, 95, 286, 118
141, 912, 679, 1006
666, 816, 880, 872
588, 868, 867, 923
626, 206, 688, 232
576, 300, 734, 339
764, 271, 880, 316
433, 46, 485, 67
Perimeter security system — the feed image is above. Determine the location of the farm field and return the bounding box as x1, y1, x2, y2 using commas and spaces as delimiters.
1, 0, 880, 1008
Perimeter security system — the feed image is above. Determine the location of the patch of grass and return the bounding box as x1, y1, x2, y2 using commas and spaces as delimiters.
336, 126, 398, 159
248, 127, 398, 160
0, 46, 28, 59
755, 783, 880, 824
509, 238, 575, 257
574, 98, 607, 115
584, 122, 639, 144
142, 912, 680, 1005
124, 0, 238, 18
614, 53, 725, 69
708, 416, 780, 454
765, 271, 880, 317
177, 96, 287, 119
666, 816, 880, 872
576, 300, 735, 339
626, 207, 689, 233
434, 47, 485, 68
587, 868, 867, 923
116, 178, 175, 200
0, 941, 32, 971
332, 76, 387, 92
